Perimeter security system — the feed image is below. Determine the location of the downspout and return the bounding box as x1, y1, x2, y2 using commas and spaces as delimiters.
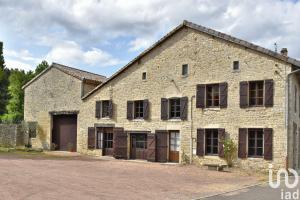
285, 68, 300, 169
190, 95, 195, 164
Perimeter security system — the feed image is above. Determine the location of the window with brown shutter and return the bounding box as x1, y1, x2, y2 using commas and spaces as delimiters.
161, 98, 168, 120
263, 128, 273, 160
102, 100, 110, 118
134, 100, 144, 119
88, 127, 95, 149
127, 101, 133, 120
238, 128, 247, 158
205, 129, 219, 155
218, 129, 225, 157
108, 100, 113, 118
169, 98, 181, 118
196, 84, 205, 108
95, 101, 101, 118
196, 129, 205, 156
206, 84, 220, 107
240, 81, 249, 108
219, 82, 228, 108
264, 79, 274, 107
143, 99, 149, 120
180, 97, 188, 120
248, 129, 263, 157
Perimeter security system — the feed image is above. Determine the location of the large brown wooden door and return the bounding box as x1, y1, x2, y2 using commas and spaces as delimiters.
97, 127, 114, 156
113, 128, 127, 159
156, 130, 168, 162
52, 115, 77, 151
169, 131, 180, 162
130, 133, 147, 160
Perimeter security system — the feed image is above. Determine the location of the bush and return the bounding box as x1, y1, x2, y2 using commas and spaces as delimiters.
223, 138, 237, 167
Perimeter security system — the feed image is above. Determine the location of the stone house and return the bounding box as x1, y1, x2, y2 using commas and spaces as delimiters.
24, 21, 300, 171
23, 63, 107, 150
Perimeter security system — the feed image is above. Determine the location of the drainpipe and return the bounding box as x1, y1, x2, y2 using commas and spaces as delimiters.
190, 95, 195, 164
285, 68, 300, 169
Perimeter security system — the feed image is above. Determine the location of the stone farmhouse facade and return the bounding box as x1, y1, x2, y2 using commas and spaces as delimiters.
24, 21, 300, 171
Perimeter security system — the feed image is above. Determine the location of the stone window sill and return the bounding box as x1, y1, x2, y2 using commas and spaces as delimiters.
204, 107, 221, 111
168, 119, 182, 122
132, 119, 145, 122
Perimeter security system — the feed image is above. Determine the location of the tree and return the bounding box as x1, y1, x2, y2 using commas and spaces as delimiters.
34, 60, 49, 75
0, 42, 9, 115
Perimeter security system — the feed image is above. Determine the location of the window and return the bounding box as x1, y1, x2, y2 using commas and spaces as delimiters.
169, 98, 181, 118
205, 129, 218, 155
102, 100, 110, 118
248, 129, 263, 157
132, 134, 147, 149
103, 133, 113, 148
96, 131, 103, 149
206, 84, 220, 107
233, 61, 239, 70
182, 64, 188, 76
249, 81, 264, 106
134, 100, 144, 119
170, 132, 180, 151
142, 72, 147, 80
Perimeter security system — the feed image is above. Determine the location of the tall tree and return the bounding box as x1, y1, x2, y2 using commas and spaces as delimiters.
0, 42, 9, 115
35, 60, 49, 75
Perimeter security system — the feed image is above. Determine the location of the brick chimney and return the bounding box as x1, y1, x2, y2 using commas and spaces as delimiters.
280, 48, 288, 56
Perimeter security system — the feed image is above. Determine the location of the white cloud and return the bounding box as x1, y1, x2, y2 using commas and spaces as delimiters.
46, 41, 123, 68
5, 59, 35, 71
128, 37, 155, 52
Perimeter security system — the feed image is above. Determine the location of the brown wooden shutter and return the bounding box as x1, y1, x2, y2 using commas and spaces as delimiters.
264, 128, 273, 160
108, 100, 113, 118
161, 98, 168, 120
147, 133, 156, 162
87, 127, 95, 149
180, 96, 188, 120
127, 101, 133, 120
264, 79, 274, 107
196, 84, 205, 108
155, 130, 168, 162
95, 101, 101, 118
143, 99, 149, 120
113, 127, 127, 159
238, 128, 247, 158
196, 129, 205, 156
218, 128, 225, 157
219, 82, 228, 108
240, 81, 249, 108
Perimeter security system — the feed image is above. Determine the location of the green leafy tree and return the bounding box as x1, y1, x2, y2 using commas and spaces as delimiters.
0, 42, 10, 115
223, 138, 238, 167
34, 60, 49, 75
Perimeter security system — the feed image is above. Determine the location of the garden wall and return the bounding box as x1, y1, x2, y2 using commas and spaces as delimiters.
0, 124, 25, 147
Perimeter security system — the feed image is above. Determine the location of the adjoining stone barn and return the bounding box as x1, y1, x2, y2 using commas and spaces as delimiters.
23, 20, 300, 172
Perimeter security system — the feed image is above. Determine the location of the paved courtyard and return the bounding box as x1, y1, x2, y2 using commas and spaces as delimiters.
0, 152, 261, 200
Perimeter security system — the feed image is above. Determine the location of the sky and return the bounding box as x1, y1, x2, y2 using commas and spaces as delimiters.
0, 0, 300, 77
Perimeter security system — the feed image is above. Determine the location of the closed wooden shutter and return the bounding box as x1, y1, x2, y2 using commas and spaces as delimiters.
180, 96, 188, 120
264, 128, 273, 160
127, 101, 133, 120
87, 127, 95, 149
218, 128, 225, 157
219, 82, 228, 108
113, 127, 127, 159
196, 129, 205, 156
147, 133, 156, 162
161, 98, 168, 120
240, 81, 249, 108
95, 101, 101, 118
108, 100, 113, 118
143, 99, 149, 120
196, 84, 205, 108
155, 130, 168, 162
238, 128, 247, 158
264, 79, 274, 107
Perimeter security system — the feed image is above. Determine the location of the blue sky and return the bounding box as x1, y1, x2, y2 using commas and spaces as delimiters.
0, 0, 300, 77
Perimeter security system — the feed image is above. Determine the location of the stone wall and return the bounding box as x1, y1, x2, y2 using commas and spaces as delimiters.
78, 26, 291, 171
0, 124, 24, 147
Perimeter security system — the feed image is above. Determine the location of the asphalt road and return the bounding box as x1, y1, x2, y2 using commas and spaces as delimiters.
205, 178, 300, 200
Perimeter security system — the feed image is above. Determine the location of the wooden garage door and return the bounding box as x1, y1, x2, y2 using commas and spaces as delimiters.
52, 115, 77, 151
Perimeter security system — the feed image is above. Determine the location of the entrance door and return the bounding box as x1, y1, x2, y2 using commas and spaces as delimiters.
169, 131, 180, 162
130, 133, 147, 160
156, 131, 168, 162
103, 132, 114, 156
52, 114, 77, 151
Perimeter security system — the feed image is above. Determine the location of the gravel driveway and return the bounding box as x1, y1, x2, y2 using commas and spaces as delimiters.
0, 153, 260, 200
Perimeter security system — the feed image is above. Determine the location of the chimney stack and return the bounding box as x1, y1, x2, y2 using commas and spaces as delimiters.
280, 48, 288, 56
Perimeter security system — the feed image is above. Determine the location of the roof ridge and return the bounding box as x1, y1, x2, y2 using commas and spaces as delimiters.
52, 62, 107, 78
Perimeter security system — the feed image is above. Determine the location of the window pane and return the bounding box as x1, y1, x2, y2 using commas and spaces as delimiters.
257, 148, 263, 156
248, 147, 255, 156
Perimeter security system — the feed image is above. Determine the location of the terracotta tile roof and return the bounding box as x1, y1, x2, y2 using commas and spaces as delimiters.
82, 20, 300, 100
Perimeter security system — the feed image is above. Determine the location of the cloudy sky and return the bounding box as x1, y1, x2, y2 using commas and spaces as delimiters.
0, 0, 300, 77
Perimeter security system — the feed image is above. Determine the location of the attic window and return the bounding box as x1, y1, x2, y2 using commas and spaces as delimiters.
233, 61, 239, 70
142, 72, 147, 80
182, 64, 188, 76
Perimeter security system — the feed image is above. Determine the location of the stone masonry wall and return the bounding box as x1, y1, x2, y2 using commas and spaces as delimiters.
78, 27, 291, 171
24, 67, 83, 149
0, 124, 24, 147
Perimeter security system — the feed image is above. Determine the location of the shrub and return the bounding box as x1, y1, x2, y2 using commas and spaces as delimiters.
223, 138, 237, 167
